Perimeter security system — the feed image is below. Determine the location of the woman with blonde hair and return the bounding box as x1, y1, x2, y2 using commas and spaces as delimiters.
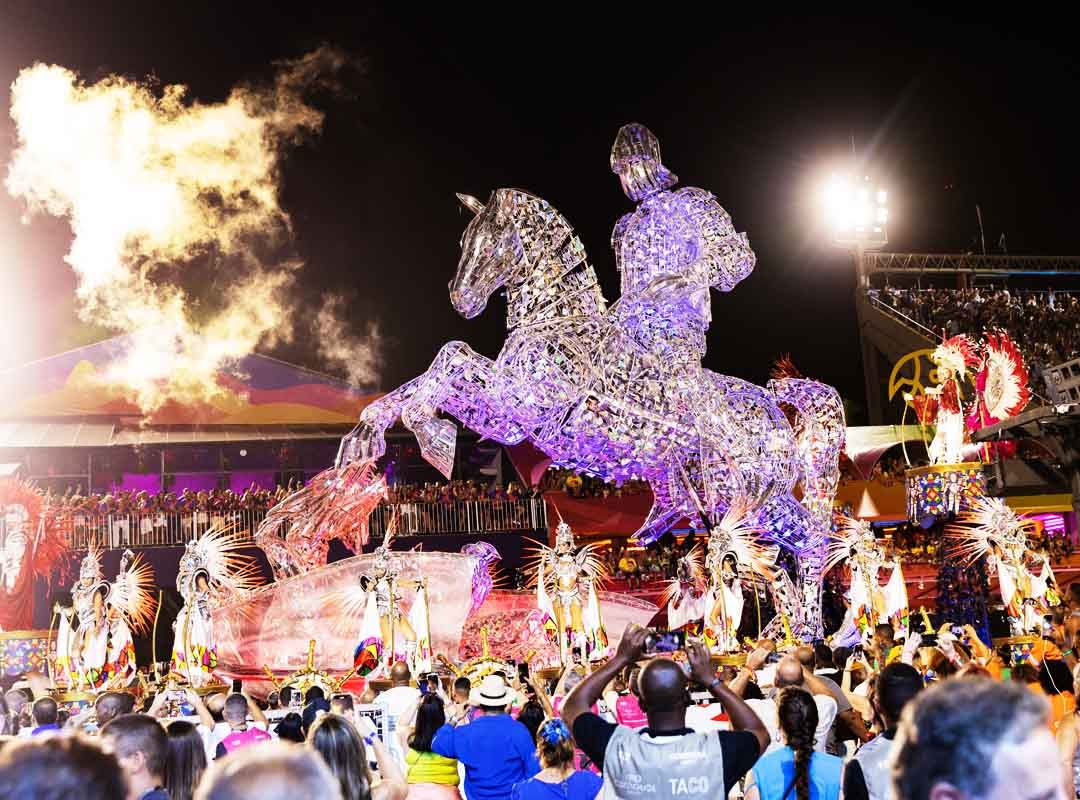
307, 712, 407, 800
510, 718, 601, 800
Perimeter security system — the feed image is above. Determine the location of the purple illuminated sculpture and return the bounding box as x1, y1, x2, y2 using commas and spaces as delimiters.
338, 124, 845, 637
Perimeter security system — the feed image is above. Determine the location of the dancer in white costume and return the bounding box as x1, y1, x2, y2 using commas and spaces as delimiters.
532, 521, 608, 663
661, 545, 710, 631
947, 496, 1060, 635
57, 547, 155, 690
172, 526, 262, 686
703, 502, 778, 653
827, 517, 909, 641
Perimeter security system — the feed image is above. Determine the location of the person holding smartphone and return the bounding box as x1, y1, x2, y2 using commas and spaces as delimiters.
562, 623, 769, 798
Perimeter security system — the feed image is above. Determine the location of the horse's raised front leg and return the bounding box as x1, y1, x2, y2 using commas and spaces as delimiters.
401, 340, 530, 478
337, 377, 423, 467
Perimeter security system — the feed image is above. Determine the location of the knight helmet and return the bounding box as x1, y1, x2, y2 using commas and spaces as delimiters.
610, 123, 679, 202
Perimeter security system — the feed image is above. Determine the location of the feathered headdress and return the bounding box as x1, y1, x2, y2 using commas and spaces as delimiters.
705, 499, 779, 580
109, 549, 157, 635
525, 515, 609, 594
972, 330, 1031, 425
825, 515, 881, 573
658, 544, 706, 608
0, 480, 72, 588
79, 543, 105, 584
178, 524, 263, 600
932, 334, 979, 377
945, 495, 1034, 566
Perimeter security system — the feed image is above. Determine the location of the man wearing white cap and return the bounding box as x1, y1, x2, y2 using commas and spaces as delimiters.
432, 673, 540, 800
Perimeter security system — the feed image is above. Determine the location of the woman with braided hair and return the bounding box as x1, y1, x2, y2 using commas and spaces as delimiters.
746, 688, 842, 800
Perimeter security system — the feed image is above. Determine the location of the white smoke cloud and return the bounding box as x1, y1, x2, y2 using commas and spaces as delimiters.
5, 46, 378, 411
314, 294, 381, 388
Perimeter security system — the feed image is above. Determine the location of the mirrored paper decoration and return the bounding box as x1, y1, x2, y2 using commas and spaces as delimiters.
337, 124, 845, 637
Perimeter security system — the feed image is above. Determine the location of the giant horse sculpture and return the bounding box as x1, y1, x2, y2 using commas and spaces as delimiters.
337, 125, 844, 637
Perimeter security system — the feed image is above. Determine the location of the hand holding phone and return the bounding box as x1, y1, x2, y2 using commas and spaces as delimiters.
355, 714, 378, 740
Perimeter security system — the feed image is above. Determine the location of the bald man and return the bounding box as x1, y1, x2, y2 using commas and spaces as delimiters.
375, 660, 421, 764
563, 624, 769, 799
744, 655, 838, 756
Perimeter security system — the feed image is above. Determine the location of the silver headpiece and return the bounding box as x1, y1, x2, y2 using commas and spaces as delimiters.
555, 521, 576, 553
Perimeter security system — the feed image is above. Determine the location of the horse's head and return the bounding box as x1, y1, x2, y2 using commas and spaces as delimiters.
451, 190, 522, 318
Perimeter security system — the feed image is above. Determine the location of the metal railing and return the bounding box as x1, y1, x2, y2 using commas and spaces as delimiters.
865, 292, 939, 341
59, 498, 548, 550
367, 498, 547, 537
63, 509, 269, 550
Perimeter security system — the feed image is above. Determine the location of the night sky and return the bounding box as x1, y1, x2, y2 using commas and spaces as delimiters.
1, 4, 1077, 423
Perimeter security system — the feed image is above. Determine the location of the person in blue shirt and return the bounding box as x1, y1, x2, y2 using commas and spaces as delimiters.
432, 674, 540, 800
29, 697, 61, 736
746, 687, 842, 800
511, 718, 601, 800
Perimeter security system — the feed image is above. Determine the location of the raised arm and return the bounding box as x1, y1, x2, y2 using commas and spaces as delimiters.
687, 639, 769, 756
561, 624, 647, 730
244, 693, 268, 728
525, 675, 554, 718
727, 647, 770, 697
185, 688, 216, 731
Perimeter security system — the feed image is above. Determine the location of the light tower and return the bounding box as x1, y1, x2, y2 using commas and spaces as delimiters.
823, 173, 889, 287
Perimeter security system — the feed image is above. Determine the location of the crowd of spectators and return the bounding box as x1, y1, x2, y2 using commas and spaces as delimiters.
4, 601, 1080, 800
538, 469, 649, 499
871, 284, 1080, 372
43, 479, 545, 522
45, 486, 293, 518
385, 480, 537, 505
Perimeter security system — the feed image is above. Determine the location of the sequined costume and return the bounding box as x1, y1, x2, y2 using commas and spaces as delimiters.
826, 517, 909, 640
947, 496, 1061, 635
912, 335, 978, 465
172, 526, 262, 687
661, 545, 710, 632
57, 548, 155, 691
531, 521, 608, 663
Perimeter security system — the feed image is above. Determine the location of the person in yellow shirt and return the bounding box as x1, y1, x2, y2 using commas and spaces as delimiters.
405, 694, 462, 799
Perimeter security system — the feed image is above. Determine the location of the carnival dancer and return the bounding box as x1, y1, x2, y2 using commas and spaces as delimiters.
911, 335, 978, 465
171, 526, 262, 687
703, 502, 778, 653
56, 547, 155, 690
826, 516, 909, 642
947, 495, 1061, 635
351, 529, 418, 674
660, 544, 710, 632
0, 480, 68, 633
531, 521, 608, 664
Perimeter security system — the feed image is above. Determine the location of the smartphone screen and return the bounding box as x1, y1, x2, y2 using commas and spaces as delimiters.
517, 662, 530, 682
231, 678, 243, 694
645, 630, 685, 654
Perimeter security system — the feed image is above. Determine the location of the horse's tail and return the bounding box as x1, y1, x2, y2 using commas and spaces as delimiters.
767, 376, 846, 525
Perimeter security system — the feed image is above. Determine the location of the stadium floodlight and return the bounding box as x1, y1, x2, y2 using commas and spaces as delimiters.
824, 173, 888, 250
